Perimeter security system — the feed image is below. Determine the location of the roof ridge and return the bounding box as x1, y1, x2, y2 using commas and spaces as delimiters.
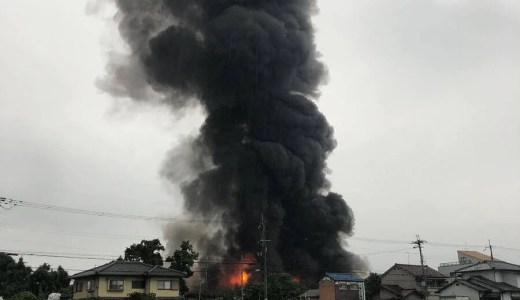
148, 265, 159, 273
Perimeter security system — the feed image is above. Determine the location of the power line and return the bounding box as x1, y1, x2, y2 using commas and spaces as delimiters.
3, 220, 520, 254
0, 197, 225, 224
0, 249, 118, 261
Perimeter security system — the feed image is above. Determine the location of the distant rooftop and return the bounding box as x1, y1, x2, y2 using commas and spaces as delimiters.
391, 264, 447, 278
454, 260, 520, 274
323, 272, 364, 282
458, 250, 496, 262
69, 261, 186, 279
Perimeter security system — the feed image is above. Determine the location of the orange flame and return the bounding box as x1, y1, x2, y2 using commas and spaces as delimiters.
229, 270, 250, 285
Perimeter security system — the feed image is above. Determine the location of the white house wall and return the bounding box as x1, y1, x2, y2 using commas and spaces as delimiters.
502, 272, 520, 287
382, 268, 417, 290
438, 284, 480, 300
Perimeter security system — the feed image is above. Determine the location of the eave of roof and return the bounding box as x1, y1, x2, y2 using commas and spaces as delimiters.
69, 261, 187, 279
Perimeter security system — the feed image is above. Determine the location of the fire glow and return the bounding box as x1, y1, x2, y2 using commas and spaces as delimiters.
228, 271, 250, 286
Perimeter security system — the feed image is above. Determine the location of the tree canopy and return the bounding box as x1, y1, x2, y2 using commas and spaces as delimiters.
124, 239, 165, 265
0, 253, 69, 300
165, 241, 199, 296
0, 253, 32, 298
364, 272, 382, 300
243, 273, 307, 300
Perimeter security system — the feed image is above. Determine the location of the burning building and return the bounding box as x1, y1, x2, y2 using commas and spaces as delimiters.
103, 0, 365, 289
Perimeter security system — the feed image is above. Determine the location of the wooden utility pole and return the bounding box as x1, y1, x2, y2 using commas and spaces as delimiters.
259, 214, 270, 300
411, 235, 428, 299
485, 240, 494, 260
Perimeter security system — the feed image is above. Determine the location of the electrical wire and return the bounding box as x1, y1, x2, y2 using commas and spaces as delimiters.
0, 197, 225, 224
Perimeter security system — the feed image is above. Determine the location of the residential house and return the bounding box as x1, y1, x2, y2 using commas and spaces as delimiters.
437, 260, 520, 300
438, 251, 496, 277
373, 264, 448, 300
298, 289, 320, 300
70, 261, 186, 300
319, 273, 366, 300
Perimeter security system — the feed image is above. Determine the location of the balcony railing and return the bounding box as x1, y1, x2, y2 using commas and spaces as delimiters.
439, 260, 472, 267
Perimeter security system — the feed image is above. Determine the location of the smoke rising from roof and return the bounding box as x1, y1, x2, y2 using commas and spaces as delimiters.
105, 0, 365, 284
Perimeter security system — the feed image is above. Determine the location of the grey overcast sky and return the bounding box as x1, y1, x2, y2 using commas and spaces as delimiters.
1, 0, 519, 275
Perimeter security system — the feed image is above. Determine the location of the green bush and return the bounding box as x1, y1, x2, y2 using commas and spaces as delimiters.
127, 292, 157, 300
9, 291, 38, 300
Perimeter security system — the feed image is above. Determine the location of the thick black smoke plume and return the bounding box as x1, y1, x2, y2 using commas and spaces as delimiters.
106, 0, 364, 286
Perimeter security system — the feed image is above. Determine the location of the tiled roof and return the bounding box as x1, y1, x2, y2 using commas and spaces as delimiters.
455, 260, 520, 273
323, 272, 364, 282
298, 289, 319, 298
457, 250, 495, 262
470, 276, 520, 292
437, 276, 520, 293
393, 264, 446, 278
69, 261, 186, 279
380, 285, 423, 298
381, 285, 403, 296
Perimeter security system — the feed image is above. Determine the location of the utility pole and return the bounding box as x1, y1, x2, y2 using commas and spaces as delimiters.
259, 214, 270, 300
204, 255, 208, 300
411, 235, 428, 300
241, 255, 244, 300
485, 240, 494, 260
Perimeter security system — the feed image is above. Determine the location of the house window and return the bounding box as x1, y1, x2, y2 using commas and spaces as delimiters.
108, 279, 124, 291
132, 280, 146, 289
158, 280, 172, 290
87, 280, 95, 291
338, 284, 348, 290
74, 281, 83, 292
350, 284, 359, 290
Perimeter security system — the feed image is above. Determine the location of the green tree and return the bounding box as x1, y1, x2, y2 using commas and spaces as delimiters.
243, 273, 307, 300
59, 286, 73, 300
165, 241, 199, 296
0, 254, 32, 299
220, 287, 241, 300
29, 264, 69, 300
124, 239, 165, 265
10, 291, 38, 300
364, 272, 382, 300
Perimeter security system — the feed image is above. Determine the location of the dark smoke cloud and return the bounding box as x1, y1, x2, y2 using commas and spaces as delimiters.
106, 0, 365, 285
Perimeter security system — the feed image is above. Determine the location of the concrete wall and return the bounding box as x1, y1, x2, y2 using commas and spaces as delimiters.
319, 280, 361, 300
457, 254, 480, 265
319, 280, 336, 300
438, 283, 480, 300
382, 268, 418, 290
